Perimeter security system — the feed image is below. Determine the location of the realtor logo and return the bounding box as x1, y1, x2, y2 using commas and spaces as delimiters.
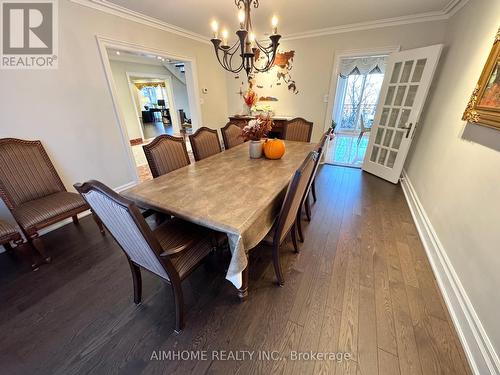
1, 0, 58, 69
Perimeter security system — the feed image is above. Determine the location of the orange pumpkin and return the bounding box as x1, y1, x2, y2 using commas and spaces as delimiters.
263, 139, 286, 159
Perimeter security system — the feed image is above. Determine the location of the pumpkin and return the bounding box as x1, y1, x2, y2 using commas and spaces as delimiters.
263, 139, 286, 159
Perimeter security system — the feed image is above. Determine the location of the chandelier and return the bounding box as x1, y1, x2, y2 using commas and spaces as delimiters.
210, 0, 281, 76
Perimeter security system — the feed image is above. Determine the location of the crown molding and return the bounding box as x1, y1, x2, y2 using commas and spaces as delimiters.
282, 0, 470, 41
70, 0, 469, 44
69, 0, 210, 44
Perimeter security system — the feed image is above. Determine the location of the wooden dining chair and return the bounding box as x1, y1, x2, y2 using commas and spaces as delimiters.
74, 180, 218, 333
261, 151, 317, 286
188, 127, 222, 161
310, 130, 331, 204
296, 135, 328, 243
143, 135, 190, 178
221, 122, 244, 150
283, 117, 314, 143
0, 138, 105, 268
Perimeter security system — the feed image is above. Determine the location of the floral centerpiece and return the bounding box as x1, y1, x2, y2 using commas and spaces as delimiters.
241, 113, 274, 158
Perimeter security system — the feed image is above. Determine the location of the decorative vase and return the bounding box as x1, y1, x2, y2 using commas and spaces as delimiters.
249, 140, 263, 159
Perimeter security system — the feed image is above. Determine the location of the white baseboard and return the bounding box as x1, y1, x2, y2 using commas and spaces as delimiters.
400, 169, 500, 375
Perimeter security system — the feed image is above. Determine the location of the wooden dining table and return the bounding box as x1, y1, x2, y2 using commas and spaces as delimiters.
122, 140, 316, 299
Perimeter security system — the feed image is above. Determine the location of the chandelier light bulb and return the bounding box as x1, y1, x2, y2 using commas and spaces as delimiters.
238, 9, 245, 28
211, 20, 219, 38
272, 15, 278, 34
222, 29, 229, 45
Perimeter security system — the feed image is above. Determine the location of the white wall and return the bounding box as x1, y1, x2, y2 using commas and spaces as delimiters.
109, 59, 191, 141
226, 21, 448, 142
405, 0, 500, 361
0, 0, 228, 223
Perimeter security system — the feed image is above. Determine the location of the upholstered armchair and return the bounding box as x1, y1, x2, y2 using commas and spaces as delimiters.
188, 127, 222, 161
283, 118, 314, 142
221, 122, 244, 150
0, 138, 104, 267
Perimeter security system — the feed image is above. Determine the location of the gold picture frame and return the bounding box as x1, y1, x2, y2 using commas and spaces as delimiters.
463, 28, 500, 129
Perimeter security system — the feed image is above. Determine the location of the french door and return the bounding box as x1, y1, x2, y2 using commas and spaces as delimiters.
362, 45, 443, 183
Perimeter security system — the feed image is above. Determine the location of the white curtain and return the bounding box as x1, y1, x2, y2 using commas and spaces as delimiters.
339, 56, 387, 77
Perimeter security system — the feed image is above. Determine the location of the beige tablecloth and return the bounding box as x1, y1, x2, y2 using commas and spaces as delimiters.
122, 141, 316, 288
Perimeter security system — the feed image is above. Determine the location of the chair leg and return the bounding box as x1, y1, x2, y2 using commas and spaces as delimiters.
291, 224, 300, 253
91, 211, 105, 235
29, 236, 51, 264
4, 242, 13, 253
305, 194, 312, 222
311, 179, 317, 203
171, 281, 185, 334
72, 215, 79, 225
296, 210, 304, 243
128, 261, 142, 304
272, 242, 284, 287
237, 265, 249, 302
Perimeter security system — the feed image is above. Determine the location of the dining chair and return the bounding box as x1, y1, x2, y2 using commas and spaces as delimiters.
310, 129, 331, 204
261, 151, 317, 286
0, 138, 105, 268
74, 180, 218, 333
0, 218, 23, 252
296, 135, 328, 243
143, 135, 190, 178
357, 114, 372, 145
221, 122, 244, 150
189, 127, 222, 161
283, 117, 314, 143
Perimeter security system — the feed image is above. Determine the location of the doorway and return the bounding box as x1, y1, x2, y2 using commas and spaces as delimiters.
326, 55, 387, 168
97, 36, 203, 185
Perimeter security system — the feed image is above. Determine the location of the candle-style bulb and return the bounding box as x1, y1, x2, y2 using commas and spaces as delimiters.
211, 20, 219, 38
249, 33, 256, 43
238, 9, 245, 28
222, 29, 229, 45
271, 15, 278, 34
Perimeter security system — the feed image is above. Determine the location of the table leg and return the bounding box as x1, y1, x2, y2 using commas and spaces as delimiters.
237, 265, 249, 302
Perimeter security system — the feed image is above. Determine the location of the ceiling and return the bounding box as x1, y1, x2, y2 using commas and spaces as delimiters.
106, 0, 458, 39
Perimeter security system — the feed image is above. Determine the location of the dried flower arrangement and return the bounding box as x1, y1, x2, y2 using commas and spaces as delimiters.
240, 113, 274, 141
243, 88, 258, 109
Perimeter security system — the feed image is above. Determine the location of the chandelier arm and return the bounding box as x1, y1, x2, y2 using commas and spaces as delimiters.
252, 47, 279, 72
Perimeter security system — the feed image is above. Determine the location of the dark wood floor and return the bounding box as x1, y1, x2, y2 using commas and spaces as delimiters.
142, 121, 173, 139
0, 166, 472, 375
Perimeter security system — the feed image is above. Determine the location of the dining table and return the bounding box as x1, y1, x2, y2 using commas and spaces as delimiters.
122, 140, 317, 300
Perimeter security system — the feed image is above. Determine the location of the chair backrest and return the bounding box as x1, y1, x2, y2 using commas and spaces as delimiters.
221, 122, 244, 150
283, 118, 313, 142
189, 127, 222, 161
143, 135, 190, 178
74, 180, 176, 280
274, 151, 317, 244
0, 138, 66, 209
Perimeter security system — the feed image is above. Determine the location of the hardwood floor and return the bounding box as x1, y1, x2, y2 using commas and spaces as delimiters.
0, 166, 472, 375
